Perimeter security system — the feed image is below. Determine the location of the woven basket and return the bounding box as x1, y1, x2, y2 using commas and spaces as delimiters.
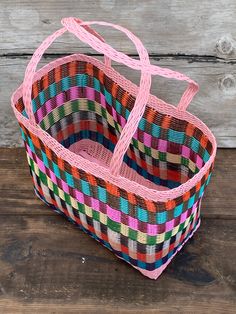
11, 17, 217, 279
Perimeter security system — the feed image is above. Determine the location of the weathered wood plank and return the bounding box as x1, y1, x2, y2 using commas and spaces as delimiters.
2, 56, 236, 147
1, 0, 236, 59
0, 148, 235, 218
0, 214, 235, 312
0, 303, 235, 314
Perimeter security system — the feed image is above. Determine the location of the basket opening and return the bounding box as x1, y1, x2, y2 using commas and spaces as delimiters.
16, 60, 213, 190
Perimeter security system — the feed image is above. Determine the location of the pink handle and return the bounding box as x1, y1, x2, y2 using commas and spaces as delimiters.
75, 18, 111, 68
23, 17, 199, 177
61, 18, 153, 176
23, 18, 111, 123
62, 18, 198, 112
61, 18, 199, 176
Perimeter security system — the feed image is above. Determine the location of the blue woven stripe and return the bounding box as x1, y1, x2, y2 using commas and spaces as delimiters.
35, 185, 201, 272
28, 73, 211, 157
60, 130, 180, 189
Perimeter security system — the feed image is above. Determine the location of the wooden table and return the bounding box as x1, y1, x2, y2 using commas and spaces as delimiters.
0, 148, 235, 313
1, 0, 236, 312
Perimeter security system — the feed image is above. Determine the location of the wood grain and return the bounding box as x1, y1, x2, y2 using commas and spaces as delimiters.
0, 148, 235, 218
0, 214, 235, 312
0, 0, 236, 59
1, 0, 236, 148
0, 148, 235, 312
2, 56, 236, 147
1, 1, 236, 311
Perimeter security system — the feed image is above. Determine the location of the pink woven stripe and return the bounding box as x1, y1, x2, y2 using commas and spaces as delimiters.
52, 116, 205, 169
34, 84, 205, 169
129, 216, 138, 230
196, 155, 204, 168
158, 139, 168, 152
143, 132, 152, 147
35, 87, 106, 123
12, 53, 216, 203
107, 205, 121, 223
26, 143, 201, 236
22, 17, 199, 177
182, 146, 191, 158
75, 190, 85, 203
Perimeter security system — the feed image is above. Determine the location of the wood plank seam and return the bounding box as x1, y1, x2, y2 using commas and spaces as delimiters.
2, 53, 236, 64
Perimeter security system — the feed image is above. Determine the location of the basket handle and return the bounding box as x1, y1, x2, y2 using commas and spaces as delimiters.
62, 18, 198, 176
23, 17, 198, 177
72, 18, 111, 68
62, 18, 198, 112
22, 19, 111, 123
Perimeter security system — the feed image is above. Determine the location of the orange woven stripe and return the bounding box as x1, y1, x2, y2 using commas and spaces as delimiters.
86, 63, 94, 77
69, 61, 78, 77
54, 67, 62, 83
144, 199, 156, 212
162, 115, 172, 129
183, 190, 191, 202
111, 81, 118, 98
106, 182, 119, 197
127, 192, 136, 206
200, 135, 208, 149
97, 68, 105, 85
166, 199, 176, 211
57, 157, 65, 171
42, 75, 49, 91
32, 83, 39, 99
121, 91, 130, 108
145, 108, 156, 124
185, 123, 195, 137
87, 173, 97, 186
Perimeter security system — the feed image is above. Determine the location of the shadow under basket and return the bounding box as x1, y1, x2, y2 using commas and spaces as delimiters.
12, 18, 216, 279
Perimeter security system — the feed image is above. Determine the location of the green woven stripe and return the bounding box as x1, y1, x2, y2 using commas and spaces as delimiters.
32, 72, 211, 159
27, 152, 201, 246
22, 126, 207, 225
40, 99, 200, 175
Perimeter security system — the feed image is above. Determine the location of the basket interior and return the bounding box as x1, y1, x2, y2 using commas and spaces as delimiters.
15, 60, 213, 191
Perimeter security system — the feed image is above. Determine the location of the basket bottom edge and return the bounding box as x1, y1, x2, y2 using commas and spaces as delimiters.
34, 187, 201, 280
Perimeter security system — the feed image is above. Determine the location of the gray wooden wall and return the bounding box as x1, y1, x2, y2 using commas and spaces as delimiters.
1, 0, 236, 147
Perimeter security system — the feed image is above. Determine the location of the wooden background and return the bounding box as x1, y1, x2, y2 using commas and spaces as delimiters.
0, 1, 236, 313
1, 0, 236, 147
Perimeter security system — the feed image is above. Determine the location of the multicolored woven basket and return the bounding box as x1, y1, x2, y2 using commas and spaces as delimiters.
11, 17, 217, 279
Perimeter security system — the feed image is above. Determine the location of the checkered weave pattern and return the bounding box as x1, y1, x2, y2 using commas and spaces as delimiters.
11, 18, 216, 279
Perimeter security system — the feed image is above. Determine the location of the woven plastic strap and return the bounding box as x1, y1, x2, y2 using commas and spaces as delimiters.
22, 17, 199, 177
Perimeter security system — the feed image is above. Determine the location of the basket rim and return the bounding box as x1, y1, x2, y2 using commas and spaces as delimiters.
11, 53, 217, 203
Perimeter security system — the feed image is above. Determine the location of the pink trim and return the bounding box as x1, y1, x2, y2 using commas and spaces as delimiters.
12, 53, 216, 203
26, 141, 200, 236
21, 17, 199, 177
52, 115, 204, 170
33, 171, 201, 279
69, 140, 170, 191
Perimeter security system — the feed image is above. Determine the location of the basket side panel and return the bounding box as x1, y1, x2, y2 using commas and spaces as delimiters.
19, 122, 212, 279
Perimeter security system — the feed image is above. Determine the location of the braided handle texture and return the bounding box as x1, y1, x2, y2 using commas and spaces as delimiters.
62, 18, 152, 176
23, 18, 110, 123
22, 17, 199, 177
